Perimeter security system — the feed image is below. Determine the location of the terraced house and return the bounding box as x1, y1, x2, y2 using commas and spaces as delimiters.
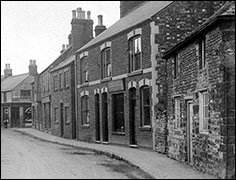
162, 2, 235, 178
75, 1, 227, 149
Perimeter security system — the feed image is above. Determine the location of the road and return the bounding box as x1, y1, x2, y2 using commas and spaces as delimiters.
1, 128, 153, 179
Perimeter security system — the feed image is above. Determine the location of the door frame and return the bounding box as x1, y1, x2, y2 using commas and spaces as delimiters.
186, 100, 193, 165
95, 94, 100, 142
102, 93, 108, 143
129, 88, 137, 146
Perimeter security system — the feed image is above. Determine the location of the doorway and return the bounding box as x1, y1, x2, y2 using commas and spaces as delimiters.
187, 101, 193, 165
60, 103, 64, 137
95, 94, 100, 141
129, 88, 137, 145
102, 93, 108, 142
11, 107, 20, 127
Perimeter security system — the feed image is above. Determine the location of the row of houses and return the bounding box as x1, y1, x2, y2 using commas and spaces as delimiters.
2, 1, 234, 179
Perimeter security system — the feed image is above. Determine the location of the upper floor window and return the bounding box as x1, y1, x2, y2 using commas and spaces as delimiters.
81, 95, 89, 125
3, 92, 7, 102
174, 96, 181, 129
140, 86, 151, 126
128, 36, 142, 72
53, 74, 58, 91
20, 90, 31, 98
199, 91, 209, 132
101, 48, 111, 79
59, 73, 63, 89
199, 37, 206, 70
81, 57, 89, 84
64, 71, 69, 88
173, 54, 180, 79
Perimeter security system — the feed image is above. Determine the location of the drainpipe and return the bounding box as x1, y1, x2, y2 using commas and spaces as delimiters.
150, 21, 160, 150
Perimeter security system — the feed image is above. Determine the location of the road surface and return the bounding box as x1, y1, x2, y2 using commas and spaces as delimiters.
1, 128, 153, 179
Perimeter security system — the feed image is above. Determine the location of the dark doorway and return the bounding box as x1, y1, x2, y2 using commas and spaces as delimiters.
95, 94, 100, 141
102, 93, 108, 142
11, 107, 20, 127
129, 88, 137, 145
60, 103, 64, 137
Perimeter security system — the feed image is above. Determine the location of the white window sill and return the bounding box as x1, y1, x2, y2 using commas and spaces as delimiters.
128, 69, 143, 77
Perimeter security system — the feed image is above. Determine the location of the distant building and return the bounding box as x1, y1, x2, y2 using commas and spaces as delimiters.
162, 2, 235, 178
1, 60, 38, 127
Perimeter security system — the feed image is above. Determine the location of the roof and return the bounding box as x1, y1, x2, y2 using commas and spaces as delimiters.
77, 1, 173, 53
50, 45, 74, 72
40, 45, 73, 74
163, 1, 235, 58
1, 73, 29, 92
50, 54, 75, 72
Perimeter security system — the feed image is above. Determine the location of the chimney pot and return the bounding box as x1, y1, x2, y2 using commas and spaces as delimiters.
87, 11, 91, 19
81, 10, 85, 19
77, 7, 82, 19
98, 15, 103, 26
62, 44, 65, 50
72, 10, 76, 19
5, 64, 8, 69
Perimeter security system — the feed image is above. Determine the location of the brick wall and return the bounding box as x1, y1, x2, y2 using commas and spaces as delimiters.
165, 19, 235, 178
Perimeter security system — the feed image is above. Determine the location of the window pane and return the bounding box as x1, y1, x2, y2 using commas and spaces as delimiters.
203, 118, 208, 130
106, 49, 111, 64
144, 107, 150, 125
143, 88, 150, 105
113, 93, 124, 132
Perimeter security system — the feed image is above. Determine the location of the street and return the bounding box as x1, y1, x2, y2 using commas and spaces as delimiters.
1, 128, 153, 179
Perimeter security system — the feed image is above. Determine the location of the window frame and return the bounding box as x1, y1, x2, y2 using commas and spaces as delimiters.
174, 96, 181, 129
81, 95, 89, 126
64, 106, 70, 124
53, 74, 58, 91
198, 36, 206, 70
140, 86, 151, 127
112, 93, 125, 133
80, 56, 89, 84
101, 48, 112, 79
54, 107, 59, 123
199, 91, 209, 132
128, 35, 142, 73
20, 90, 31, 98
59, 72, 63, 89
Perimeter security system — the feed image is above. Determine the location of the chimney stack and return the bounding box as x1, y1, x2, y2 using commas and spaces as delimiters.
4, 63, 12, 78
71, 7, 93, 54
29, 59, 38, 76
60, 44, 66, 53
72, 10, 76, 19
94, 15, 106, 37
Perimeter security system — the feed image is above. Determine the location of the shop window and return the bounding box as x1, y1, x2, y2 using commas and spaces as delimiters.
112, 93, 125, 132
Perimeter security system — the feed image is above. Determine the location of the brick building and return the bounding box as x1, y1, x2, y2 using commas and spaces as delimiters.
1, 60, 37, 128
74, 1, 226, 148
162, 2, 235, 178
32, 7, 94, 138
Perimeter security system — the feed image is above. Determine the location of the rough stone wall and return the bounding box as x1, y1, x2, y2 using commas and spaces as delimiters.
153, 1, 227, 154
166, 19, 235, 179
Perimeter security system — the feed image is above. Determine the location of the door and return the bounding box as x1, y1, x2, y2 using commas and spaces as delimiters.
102, 93, 108, 142
11, 107, 20, 127
95, 94, 100, 141
187, 101, 193, 164
60, 103, 64, 137
129, 88, 137, 145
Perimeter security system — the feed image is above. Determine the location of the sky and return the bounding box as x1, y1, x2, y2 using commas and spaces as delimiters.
1, 1, 120, 75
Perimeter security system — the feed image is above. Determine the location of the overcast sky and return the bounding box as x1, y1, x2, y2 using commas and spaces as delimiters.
1, 1, 120, 75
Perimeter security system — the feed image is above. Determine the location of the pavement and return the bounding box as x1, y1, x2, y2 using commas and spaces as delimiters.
13, 128, 216, 179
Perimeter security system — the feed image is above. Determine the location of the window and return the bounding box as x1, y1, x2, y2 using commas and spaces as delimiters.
63, 71, 69, 88
65, 106, 70, 124
129, 36, 142, 72
112, 93, 125, 132
173, 54, 180, 79
3, 92, 7, 102
81, 96, 89, 125
174, 97, 181, 128
199, 37, 206, 70
81, 57, 89, 83
54, 107, 58, 123
140, 86, 150, 126
20, 90, 31, 98
199, 91, 209, 132
101, 48, 111, 78
53, 74, 58, 91
59, 73, 63, 89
